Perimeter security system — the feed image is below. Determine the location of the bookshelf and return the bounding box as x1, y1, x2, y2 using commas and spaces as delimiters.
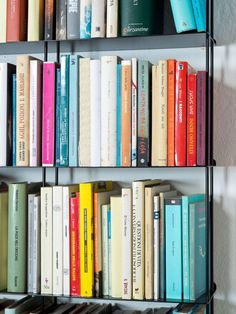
0, 0, 216, 313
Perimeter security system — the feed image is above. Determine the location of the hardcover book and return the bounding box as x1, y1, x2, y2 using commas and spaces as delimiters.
102, 204, 109, 296
56, 0, 67, 40
170, 0, 197, 33
131, 58, 138, 167
55, 68, 61, 166
28, 0, 44, 41
80, 0, 92, 39
197, 71, 206, 166
191, 0, 206, 32
12, 74, 17, 166
106, 0, 118, 38
116, 63, 122, 167
67, 0, 80, 39
45, 0, 55, 40
91, 0, 106, 38
32, 195, 41, 294
6, 0, 27, 41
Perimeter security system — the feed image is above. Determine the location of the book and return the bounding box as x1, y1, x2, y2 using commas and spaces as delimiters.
28, 0, 44, 41
7, 183, 27, 292
32, 195, 41, 294
80, 0, 92, 39
0, 189, 8, 291
59, 55, 70, 166
30, 60, 43, 167
12, 74, 17, 166
116, 63, 122, 167
191, 0, 206, 32
131, 58, 138, 167
56, 0, 67, 40
107, 204, 112, 296
121, 60, 132, 167
27, 194, 35, 293
102, 204, 109, 296
170, 0, 196, 33
45, 0, 55, 40
165, 197, 182, 300
138, 60, 151, 167
55, 68, 61, 166
79, 58, 91, 166
101, 56, 118, 166
91, 0, 106, 38
67, 0, 80, 39
153, 196, 159, 300
0, 0, 7, 42
6, 0, 27, 41
5, 296, 43, 314
42, 62, 57, 167
106, 0, 118, 38
197, 71, 206, 166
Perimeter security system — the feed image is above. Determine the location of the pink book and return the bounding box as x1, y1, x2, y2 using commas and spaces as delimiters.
42, 62, 56, 166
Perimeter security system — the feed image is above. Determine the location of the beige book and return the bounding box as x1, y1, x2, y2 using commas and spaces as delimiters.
152, 61, 168, 166
0, 0, 7, 43
28, 0, 44, 41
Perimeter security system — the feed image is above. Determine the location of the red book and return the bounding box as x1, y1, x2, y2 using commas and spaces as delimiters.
6, 0, 28, 42
187, 73, 197, 166
70, 193, 80, 296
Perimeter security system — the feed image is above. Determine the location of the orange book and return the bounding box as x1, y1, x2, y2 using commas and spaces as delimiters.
121, 60, 132, 167
167, 59, 176, 167
6, 0, 27, 42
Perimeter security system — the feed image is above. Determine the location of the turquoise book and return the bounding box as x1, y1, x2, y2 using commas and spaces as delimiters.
116, 63, 122, 167
189, 201, 206, 301
182, 194, 205, 300
191, 0, 206, 32
69, 55, 80, 167
12, 74, 16, 166
60, 55, 70, 166
55, 68, 61, 167
80, 1, 91, 39
165, 197, 182, 300
170, 0, 197, 33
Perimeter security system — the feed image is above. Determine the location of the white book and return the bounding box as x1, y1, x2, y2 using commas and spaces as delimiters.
106, 0, 118, 38
102, 204, 109, 296
52, 186, 63, 295
153, 195, 160, 300
32, 195, 41, 294
80, 0, 92, 39
91, 0, 106, 38
121, 188, 132, 299
101, 56, 117, 166
108, 206, 112, 296
0, 0, 6, 43
131, 58, 138, 167
41, 187, 53, 294
30, 60, 42, 166
90, 59, 101, 167
27, 194, 35, 293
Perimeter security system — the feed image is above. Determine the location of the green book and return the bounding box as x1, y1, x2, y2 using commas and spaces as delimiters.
0, 186, 8, 291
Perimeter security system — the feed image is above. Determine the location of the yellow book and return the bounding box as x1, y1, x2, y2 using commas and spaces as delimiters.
0, 0, 7, 43
27, 0, 44, 41
0, 190, 8, 290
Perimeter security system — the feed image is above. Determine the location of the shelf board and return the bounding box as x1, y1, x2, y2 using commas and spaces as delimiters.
0, 165, 214, 169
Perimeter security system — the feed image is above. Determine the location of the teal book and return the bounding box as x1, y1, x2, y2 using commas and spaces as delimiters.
12, 74, 17, 166
191, 0, 206, 32
170, 0, 197, 33
116, 63, 122, 167
80, 0, 92, 39
59, 55, 70, 166
165, 197, 182, 300
182, 194, 205, 300
107, 206, 112, 296
55, 68, 61, 167
69, 55, 80, 167
189, 201, 206, 301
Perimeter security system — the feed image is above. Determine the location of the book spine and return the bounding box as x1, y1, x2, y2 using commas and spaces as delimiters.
121, 60, 132, 167
45, 0, 55, 40
80, 0, 92, 39
191, 0, 206, 32
55, 68, 61, 166
159, 196, 165, 299
7, 183, 27, 293
138, 60, 150, 167
175, 61, 188, 166
170, 0, 196, 33
197, 71, 206, 166
167, 59, 176, 167
6, 0, 27, 41
90, 59, 101, 167
32, 195, 41, 294
189, 203, 196, 301
153, 196, 160, 300
131, 58, 138, 167
187, 73, 197, 166
116, 63, 122, 167
59, 55, 70, 166
12, 74, 17, 166
41, 187, 53, 294
67, 0, 80, 39
42, 62, 56, 167
27, 195, 34, 293
94, 193, 101, 297
0, 64, 8, 166
28, 0, 44, 41
121, 188, 132, 299
107, 206, 112, 296
91, 0, 105, 38
106, 0, 118, 38
56, 0, 67, 40
102, 204, 109, 296
0, 0, 7, 42
0, 191, 8, 291
30, 61, 42, 167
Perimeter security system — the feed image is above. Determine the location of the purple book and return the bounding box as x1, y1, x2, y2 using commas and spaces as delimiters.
197, 71, 206, 166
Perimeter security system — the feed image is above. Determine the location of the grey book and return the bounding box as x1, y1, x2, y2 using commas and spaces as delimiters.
67, 0, 80, 39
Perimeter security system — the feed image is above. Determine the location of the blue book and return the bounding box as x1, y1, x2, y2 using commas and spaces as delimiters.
107, 206, 112, 296
116, 63, 122, 167
189, 201, 206, 301
165, 197, 182, 300
69, 55, 80, 167
59, 55, 70, 166
12, 74, 17, 166
80, 1, 91, 39
191, 0, 206, 32
170, 0, 197, 33
55, 68, 61, 167
182, 194, 205, 300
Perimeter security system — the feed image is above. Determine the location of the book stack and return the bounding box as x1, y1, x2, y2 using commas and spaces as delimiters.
0, 180, 206, 302
0, 56, 207, 168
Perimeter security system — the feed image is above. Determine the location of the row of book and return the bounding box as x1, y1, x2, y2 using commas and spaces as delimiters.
0, 56, 207, 168
0, 180, 207, 302
0, 0, 206, 43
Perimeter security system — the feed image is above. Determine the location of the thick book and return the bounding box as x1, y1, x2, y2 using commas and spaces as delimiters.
116, 63, 122, 167
131, 58, 138, 167
67, 0, 80, 39
30, 60, 43, 167
6, 0, 27, 41
91, 0, 106, 38
80, 0, 92, 39
55, 68, 61, 166
32, 195, 41, 294
191, 0, 206, 32
170, 0, 196, 33
0, 0, 7, 42
102, 204, 109, 296
197, 71, 206, 166
42, 62, 57, 167
56, 0, 67, 40
138, 60, 151, 167
0, 63, 15, 166
44, 0, 55, 40
106, 0, 118, 38
12, 74, 17, 166
7, 183, 27, 293
28, 0, 44, 41
0, 189, 8, 291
